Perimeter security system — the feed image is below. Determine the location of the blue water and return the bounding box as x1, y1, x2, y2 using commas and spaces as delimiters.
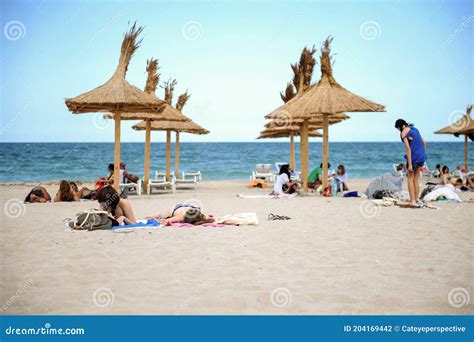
0, 142, 472, 182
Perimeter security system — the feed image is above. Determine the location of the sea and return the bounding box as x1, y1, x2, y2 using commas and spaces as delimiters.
0, 142, 472, 183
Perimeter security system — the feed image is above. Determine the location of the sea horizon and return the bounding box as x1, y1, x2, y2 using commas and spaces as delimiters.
1, 141, 471, 183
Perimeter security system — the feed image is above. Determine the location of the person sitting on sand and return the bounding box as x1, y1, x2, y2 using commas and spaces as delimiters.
467, 173, 474, 190
270, 164, 299, 195
96, 186, 136, 225
146, 203, 213, 225
54, 180, 80, 202
439, 165, 451, 185
308, 163, 332, 189
335, 164, 349, 192
24, 185, 51, 203
432, 164, 442, 178
395, 119, 427, 207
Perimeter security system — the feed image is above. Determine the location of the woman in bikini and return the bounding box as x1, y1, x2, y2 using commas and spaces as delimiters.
395, 119, 427, 206
54, 180, 80, 202
147, 203, 213, 225
96, 186, 137, 225
24, 185, 51, 203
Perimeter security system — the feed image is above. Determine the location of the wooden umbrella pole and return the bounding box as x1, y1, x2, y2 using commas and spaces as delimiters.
289, 132, 295, 170
175, 131, 180, 177
143, 120, 151, 194
113, 113, 121, 192
322, 114, 329, 189
300, 119, 309, 192
166, 129, 171, 181
465, 134, 469, 172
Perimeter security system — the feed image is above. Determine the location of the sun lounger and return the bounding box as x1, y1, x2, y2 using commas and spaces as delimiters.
182, 171, 202, 181
147, 171, 175, 194
120, 179, 142, 196
175, 171, 200, 189
250, 164, 274, 182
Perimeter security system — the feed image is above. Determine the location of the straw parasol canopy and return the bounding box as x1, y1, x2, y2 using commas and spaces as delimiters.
434, 105, 473, 171
65, 23, 164, 114
266, 37, 385, 191
258, 130, 322, 139
64, 23, 166, 191
133, 119, 209, 134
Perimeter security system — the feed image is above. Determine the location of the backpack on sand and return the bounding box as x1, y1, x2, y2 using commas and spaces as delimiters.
69, 208, 116, 231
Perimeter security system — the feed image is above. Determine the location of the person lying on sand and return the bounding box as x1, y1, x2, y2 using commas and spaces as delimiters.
54, 180, 80, 202
70, 182, 95, 200
270, 164, 299, 196
24, 185, 51, 203
146, 203, 214, 225
96, 186, 137, 225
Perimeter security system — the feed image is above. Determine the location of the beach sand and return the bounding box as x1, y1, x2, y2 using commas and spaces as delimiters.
0, 179, 472, 315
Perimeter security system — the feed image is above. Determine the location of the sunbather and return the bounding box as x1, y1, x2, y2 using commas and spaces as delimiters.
96, 186, 137, 225
271, 164, 299, 195
146, 203, 213, 225
70, 181, 96, 200
467, 173, 474, 190
439, 166, 451, 185
24, 185, 51, 203
395, 119, 427, 207
432, 164, 442, 178
54, 180, 80, 202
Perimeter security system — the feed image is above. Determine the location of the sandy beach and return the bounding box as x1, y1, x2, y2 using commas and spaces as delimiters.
0, 179, 472, 315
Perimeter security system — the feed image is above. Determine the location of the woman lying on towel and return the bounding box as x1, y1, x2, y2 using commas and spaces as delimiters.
146, 204, 214, 225
96, 186, 137, 225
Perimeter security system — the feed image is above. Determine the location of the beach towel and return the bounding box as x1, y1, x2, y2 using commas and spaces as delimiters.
237, 193, 297, 199
423, 184, 461, 202
112, 219, 160, 232
167, 222, 232, 228
215, 212, 258, 226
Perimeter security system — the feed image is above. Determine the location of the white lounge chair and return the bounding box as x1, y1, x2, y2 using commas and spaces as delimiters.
250, 164, 274, 182
119, 170, 142, 196
175, 171, 200, 189
147, 171, 175, 194
182, 171, 202, 181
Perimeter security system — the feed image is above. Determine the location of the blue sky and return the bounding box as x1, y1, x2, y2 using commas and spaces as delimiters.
0, 0, 472, 142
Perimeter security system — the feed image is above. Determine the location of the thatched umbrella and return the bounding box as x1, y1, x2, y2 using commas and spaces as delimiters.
106, 60, 190, 191
434, 105, 474, 172
133, 118, 209, 178
266, 37, 385, 191
65, 24, 166, 190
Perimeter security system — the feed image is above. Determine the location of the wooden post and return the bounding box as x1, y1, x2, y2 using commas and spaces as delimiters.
322, 114, 329, 189
113, 112, 121, 192
300, 119, 309, 192
166, 129, 171, 181
175, 131, 180, 177
289, 131, 295, 170
143, 120, 151, 194
465, 134, 469, 172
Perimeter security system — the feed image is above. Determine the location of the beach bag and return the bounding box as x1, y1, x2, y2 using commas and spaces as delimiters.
69, 209, 115, 231
372, 190, 393, 199
323, 186, 332, 197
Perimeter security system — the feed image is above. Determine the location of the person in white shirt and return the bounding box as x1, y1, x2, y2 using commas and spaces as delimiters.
271, 164, 299, 195
335, 164, 349, 192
